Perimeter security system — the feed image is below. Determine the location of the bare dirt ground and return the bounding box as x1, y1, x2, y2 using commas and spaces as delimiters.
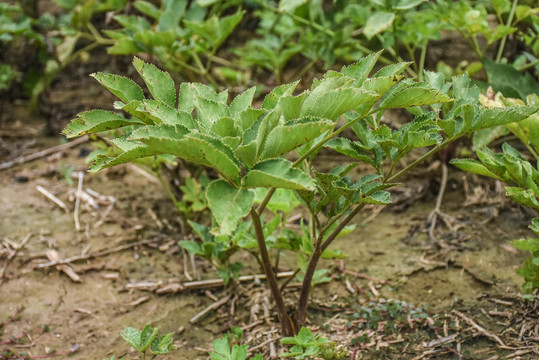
1, 77, 538, 360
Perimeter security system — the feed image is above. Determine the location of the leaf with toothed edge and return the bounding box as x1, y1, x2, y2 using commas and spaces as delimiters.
133, 57, 176, 107
206, 180, 254, 236
62, 110, 144, 138
260, 117, 334, 160
91, 72, 144, 103
244, 159, 315, 191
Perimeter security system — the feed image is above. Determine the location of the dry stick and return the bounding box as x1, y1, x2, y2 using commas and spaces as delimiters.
36, 185, 69, 212
452, 310, 506, 347
0, 135, 89, 171
74, 171, 84, 231
0, 233, 33, 281
189, 295, 230, 324
36, 238, 154, 268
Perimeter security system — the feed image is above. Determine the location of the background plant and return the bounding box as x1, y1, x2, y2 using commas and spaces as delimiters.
451, 93, 539, 292
120, 324, 176, 360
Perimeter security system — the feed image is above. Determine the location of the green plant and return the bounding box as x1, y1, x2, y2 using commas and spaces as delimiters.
209, 336, 262, 360
104, 0, 244, 87
63, 54, 537, 335
120, 325, 176, 360
281, 327, 347, 360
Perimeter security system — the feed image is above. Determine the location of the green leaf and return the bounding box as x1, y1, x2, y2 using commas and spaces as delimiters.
178, 240, 203, 255
364, 12, 395, 39
450, 158, 502, 180
300, 87, 379, 120
324, 138, 373, 164
63, 110, 143, 138
394, 0, 426, 10
364, 191, 391, 205
206, 180, 254, 236
91, 73, 144, 103
184, 11, 244, 50
506, 187, 539, 210
379, 82, 453, 109
230, 87, 256, 116
89, 138, 162, 172
158, 0, 187, 32
470, 106, 539, 132
262, 81, 300, 110
279, 0, 307, 13
133, 57, 176, 107
133, 1, 161, 19
139, 100, 196, 129
243, 159, 315, 191
482, 57, 539, 100
150, 332, 176, 355
260, 117, 333, 159
130, 127, 241, 184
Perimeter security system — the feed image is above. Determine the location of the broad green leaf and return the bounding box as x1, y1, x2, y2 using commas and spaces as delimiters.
158, 0, 187, 32
506, 187, 539, 210
243, 159, 315, 191
91, 73, 144, 103
470, 106, 539, 131
364, 12, 395, 39
194, 96, 230, 130
150, 333, 175, 355
341, 51, 382, 85
373, 62, 411, 78
324, 138, 373, 164
133, 57, 176, 107
63, 110, 143, 138
178, 82, 228, 113
210, 117, 238, 138
89, 138, 162, 172
363, 191, 391, 205
139, 100, 196, 129
262, 81, 300, 110
114, 99, 155, 124
178, 240, 203, 255
184, 11, 244, 50
206, 180, 254, 236
379, 82, 453, 109
230, 87, 256, 116
450, 158, 502, 180
131, 127, 241, 184
300, 87, 379, 120
260, 117, 333, 159
133, 1, 161, 20
279, 0, 307, 13
394, 0, 426, 10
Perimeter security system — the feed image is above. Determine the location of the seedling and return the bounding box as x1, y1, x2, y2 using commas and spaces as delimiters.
209, 336, 262, 360
121, 325, 176, 360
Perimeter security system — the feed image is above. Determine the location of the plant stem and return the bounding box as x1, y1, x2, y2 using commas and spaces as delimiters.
250, 207, 294, 336
386, 138, 454, 183
518, 58, 539, 72
418, 42, 428, 82
495, 0, 518, 63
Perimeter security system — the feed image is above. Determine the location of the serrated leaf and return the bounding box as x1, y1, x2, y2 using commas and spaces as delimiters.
150, 332, 176, 355
63, 110, 143, 138
341, 51, 382, 85
89, 138, 162, 172
243, 159, 315, 191
300, 87, 379, 120
470, 106, 539, 131
363, 190, 391, 205
506, 187, 539, 210
91, 73, 144, 103
131, 127, 241, 184
178, 82, 228, 113
450, 158, 501, 180
379, 83, 453, 109
230, 87, 256, 116
194, 96, 230, 130
364, 12, 395, 39
260, 117, 333, 159
133, 57, 176, 107
325, 138, 373, 164
184, 11, 244, 50
206, 180, 254, 236
262, 81, 300, 110
158, 0, 187, 32
139, 100, 196, 129
178, 240, 203, 255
